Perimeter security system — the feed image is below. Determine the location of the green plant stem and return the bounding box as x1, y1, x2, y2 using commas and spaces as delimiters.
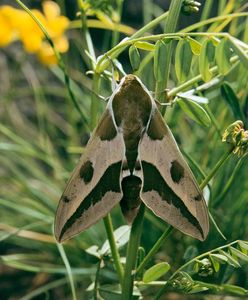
103, 215, 124, 285
199, 149, 233, 190
57, 243, 77, 300
112, 0, 124, 47
94, 260, 101, 300
136, 226, 173, 275
77, 0, 96, 64
155, 0, 183, 103
91, 73, 101, 130
122, 203, 145, 300
14, 0, 88, 127
181, 12, 248, 33
199, 0, 214, 32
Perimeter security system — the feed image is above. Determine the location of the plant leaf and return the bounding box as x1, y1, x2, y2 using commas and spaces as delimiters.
143, 262, 170, 283
135, 41, 155, 51
209, 255, 220, 272
175, 39, 193, 83
154, 39, 171, 82
215, 38, 232, 75
177, 92, 209, 104
229, 247, 248, 262
218, 250, 240, 268
188, 37, 202, 55
220, 82, 244, 121
222, 284, 248, 296
238, 241, 248, 255
199, 39, 215, 82
129, 45, 140, 71
100, 225, 130, 255
210, 253, 228, 263
229, 37, 248, 69
177, 98, 211, 127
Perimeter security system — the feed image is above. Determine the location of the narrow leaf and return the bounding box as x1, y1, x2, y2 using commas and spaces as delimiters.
129, 45, 140, 71
177, 92, 209, 104
229, 37, 248, 69
238, 241, 248, 255
199, 39, 215, 82
188, 37, 202, 55
215, 38, 232, 75
154, 39, 171, 82
219, 250, 240, 268
222, 284, 248, 296
210, 253, 228, 263
221, 82, 244, 120
175, 39, 193, 83
134, 41, 155, 51
209, 255, 220, 272
143, 262, 170, 283
100, 225, 130, 255
189, 284, 209, 294
230, 247, 248, 262
177, 98, 211, 127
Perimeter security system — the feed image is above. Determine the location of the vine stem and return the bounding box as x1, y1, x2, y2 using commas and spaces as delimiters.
199, 149, 233, 190
155, 0, 184, 103
103, 215, 124, 285
122, 203, 145, 300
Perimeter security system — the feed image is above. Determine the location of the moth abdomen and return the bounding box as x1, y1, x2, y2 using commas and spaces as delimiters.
120, 175, 142, 223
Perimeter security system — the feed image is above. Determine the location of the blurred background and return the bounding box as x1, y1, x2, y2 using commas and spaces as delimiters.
0, 0, 248, 299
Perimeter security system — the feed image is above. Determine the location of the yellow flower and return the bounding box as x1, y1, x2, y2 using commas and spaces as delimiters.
42, 1, 69, 38
0, 6, 16, 46
15, 9, 46, 53
36, 1, 69, 65
0, 1, 69, 65
37, 36, 69, 65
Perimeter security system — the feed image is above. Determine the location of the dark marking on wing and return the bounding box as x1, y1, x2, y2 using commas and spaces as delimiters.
62, 196, 70, 203
147, 110, 168, 140
170, 160, 184, 183
95, 110, 117, 141
194, 194, 202, 201
59, 161, 122, 241
142, 161, 204, 239
80, 161, 94, 183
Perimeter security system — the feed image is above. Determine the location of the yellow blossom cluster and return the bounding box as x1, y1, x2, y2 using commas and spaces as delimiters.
0, 1, 69, 65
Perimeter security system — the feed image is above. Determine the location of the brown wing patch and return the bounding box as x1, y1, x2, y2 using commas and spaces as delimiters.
170, 160, 184, 183
147, 110, 168, 140
95, 109, 117, 141
79, 160, 94, 183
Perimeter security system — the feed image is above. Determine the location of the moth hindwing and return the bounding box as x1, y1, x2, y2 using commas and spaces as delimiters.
54, 74, 209, 242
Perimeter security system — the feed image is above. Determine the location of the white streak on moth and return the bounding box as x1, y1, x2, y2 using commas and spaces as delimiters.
54, 75, 209, 242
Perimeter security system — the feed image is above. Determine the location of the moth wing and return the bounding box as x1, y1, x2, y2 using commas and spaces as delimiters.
55, 109, 125, 242
139, 108, 209, 241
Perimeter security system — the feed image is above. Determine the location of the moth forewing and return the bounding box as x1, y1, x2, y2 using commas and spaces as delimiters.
138, 99, 209, 240
54, 106, 125, 242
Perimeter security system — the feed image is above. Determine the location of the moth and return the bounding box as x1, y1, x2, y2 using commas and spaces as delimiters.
54, 74, 209, 242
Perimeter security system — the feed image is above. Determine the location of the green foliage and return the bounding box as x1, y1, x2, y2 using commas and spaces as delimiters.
1, 0, 248, 299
